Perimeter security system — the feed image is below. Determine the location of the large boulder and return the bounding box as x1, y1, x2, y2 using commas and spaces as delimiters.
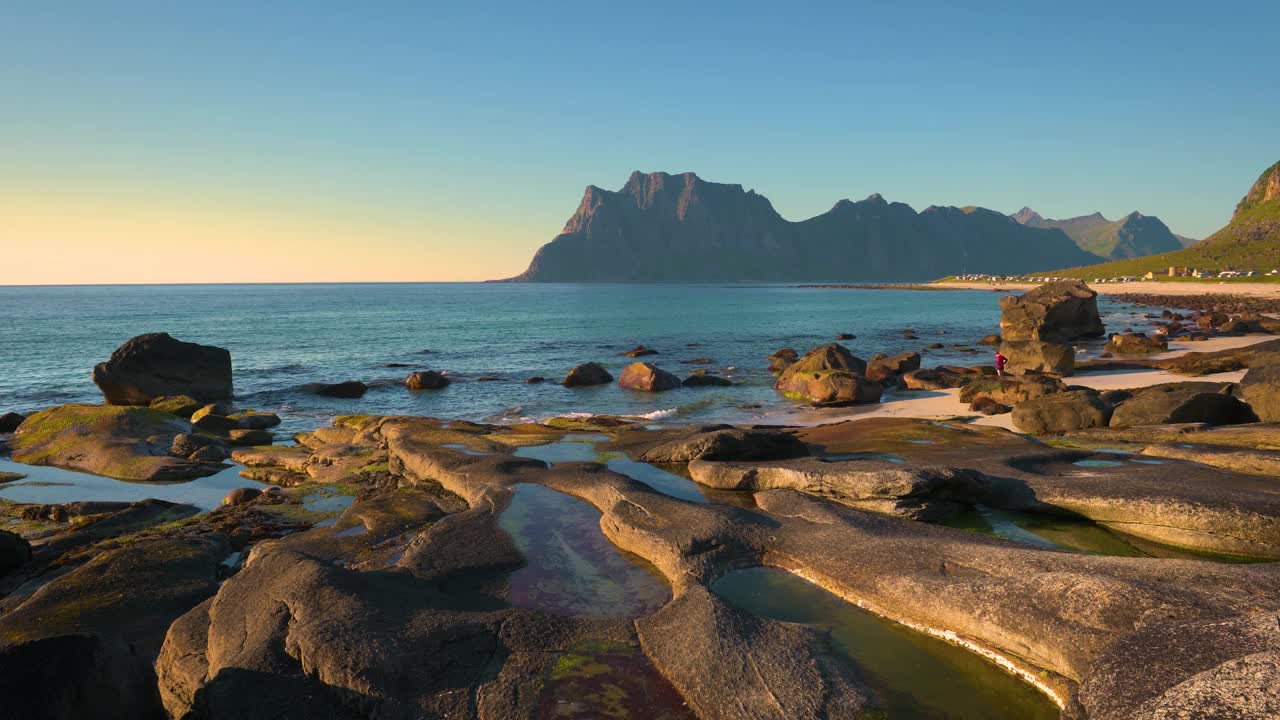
864, 351, 921, 382
775, 343, 881, 405
1104, 333, 1168, 355
1240, 364, 1280, 422
958, 375, 1066, 406
1012, 390, 1113, 434
92, 333, 233, 406
999, 279, 1105, 342
998, 339, 1075, 376
0, 529, 31, 576
1111, 384, 1260, 428
617, 362, 681, 392
9, 404, 223, 481
562, 362, 613, 387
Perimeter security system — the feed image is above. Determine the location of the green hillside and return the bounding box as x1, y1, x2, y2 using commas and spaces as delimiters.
1045, 160, 1280, 278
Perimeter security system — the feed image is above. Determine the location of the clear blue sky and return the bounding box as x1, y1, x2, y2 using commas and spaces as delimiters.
3, 1, 1277, 283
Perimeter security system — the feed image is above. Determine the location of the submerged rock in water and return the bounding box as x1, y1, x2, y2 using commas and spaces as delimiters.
92, 332, 233, 406
563, 361, 613, 387
682, 373, 732, 387
306, 380, 368, 398
405, 370, 450, 390
618, 362, 681, 392
767, 347, 799, 372
9, 404, 226, 481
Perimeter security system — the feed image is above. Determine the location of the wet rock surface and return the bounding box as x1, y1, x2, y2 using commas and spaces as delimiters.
10, 404, 226, 481
4, 408, 1280, 719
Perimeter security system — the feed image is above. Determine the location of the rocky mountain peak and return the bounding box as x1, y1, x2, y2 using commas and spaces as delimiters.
1233, 160, 1280, 220
1010, 207, 1043, 225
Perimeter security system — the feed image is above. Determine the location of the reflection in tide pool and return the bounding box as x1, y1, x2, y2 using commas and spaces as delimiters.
499, 483, 670, 617
0, 458, 270, 511
1072, 459, 1124, 468
944, 505, 1258, 562
513, 435, 610, 465
713, 567, 1058, 720
606, 457, 708, 504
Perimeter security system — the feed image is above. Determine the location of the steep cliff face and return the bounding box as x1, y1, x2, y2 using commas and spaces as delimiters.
507, 172, 1101, 282
1012, 208, 1184, 259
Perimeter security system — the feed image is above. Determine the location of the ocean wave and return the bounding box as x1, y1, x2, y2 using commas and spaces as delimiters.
632, 407, 679, 420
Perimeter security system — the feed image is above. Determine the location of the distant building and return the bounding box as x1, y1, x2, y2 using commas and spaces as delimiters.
1168, 266, 1188, 277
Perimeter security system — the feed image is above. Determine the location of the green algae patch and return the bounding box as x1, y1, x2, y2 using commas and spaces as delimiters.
539, 641, 693, 720
8, 404, 208, 482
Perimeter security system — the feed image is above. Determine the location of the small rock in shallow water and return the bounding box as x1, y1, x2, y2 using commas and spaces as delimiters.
563, 362, 613, 387
222, 487, 262, 506
308, 380, 369, 398
0, 412, 26, 433
618, 362, 681, 392
405, 371, 449, 390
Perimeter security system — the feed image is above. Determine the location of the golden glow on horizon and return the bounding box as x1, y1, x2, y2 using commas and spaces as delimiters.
0, 191, 533, 285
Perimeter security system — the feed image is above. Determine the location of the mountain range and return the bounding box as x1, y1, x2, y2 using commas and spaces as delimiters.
1049, 160, 1280, 278
504, 172, 1102, 282
1009, 208, 1186, 259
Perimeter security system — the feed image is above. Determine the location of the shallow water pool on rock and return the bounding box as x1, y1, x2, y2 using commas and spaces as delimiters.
499, 483, 670, 617
513, 434, 610, 465
712, 567, 1059, 720
0, 458, 270, 511
515, 436, 715, 504
1071, 459, 1125, 469
605, 457, 709, 504
943, 505, 1257, 562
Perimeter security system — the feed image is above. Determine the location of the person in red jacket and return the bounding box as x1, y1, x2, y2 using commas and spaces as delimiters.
994, 350, 1009, 376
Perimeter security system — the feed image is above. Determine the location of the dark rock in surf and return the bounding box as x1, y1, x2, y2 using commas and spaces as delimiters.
92, 333, 233, 406
308, 381, 368, 399
0, 412, 25, 433
405, 371, 450, 390
563, 362, 613, 387
618, 362, 681, 392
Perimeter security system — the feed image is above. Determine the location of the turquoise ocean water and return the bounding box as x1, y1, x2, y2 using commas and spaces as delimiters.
0, 283, 1149, 434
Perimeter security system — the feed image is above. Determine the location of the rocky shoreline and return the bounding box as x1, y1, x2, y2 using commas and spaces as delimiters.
2, 281, 1280, 719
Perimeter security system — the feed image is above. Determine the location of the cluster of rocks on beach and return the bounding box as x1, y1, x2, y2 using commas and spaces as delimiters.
2, 280, 1280, 719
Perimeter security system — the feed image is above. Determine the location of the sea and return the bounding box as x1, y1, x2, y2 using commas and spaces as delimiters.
0, 283, 1154, 435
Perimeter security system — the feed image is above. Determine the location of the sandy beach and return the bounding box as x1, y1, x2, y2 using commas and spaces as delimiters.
777, 332, 1273, 431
